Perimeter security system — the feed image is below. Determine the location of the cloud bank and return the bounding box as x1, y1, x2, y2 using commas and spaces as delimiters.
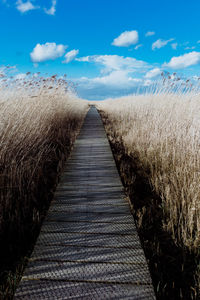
75, 54, 152, 99
77, 54, 148, 73
163, 51, 200, 69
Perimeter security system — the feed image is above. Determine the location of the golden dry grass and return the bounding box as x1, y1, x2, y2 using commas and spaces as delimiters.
97, 87, 200, 298
0, 74, 88, 298
97, 91, 200, 252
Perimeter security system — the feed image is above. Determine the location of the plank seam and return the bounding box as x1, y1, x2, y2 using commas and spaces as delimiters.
29, 259, 146, 265
21, 278, 152, 286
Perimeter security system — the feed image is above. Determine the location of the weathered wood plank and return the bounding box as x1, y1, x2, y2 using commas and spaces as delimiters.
14, 106, 155, 299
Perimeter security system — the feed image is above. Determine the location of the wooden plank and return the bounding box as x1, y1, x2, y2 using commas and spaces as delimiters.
14, 106, 155, 299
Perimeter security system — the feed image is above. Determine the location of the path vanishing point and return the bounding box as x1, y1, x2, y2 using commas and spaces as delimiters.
14, 106, 156, 299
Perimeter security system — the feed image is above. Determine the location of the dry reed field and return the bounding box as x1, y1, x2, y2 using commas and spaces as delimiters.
0, 74, 88, 298
97, 79, 200, 299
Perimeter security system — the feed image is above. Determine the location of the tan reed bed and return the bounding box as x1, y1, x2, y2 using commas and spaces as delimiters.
97, 85, 200, 299
0, 74, 88, 298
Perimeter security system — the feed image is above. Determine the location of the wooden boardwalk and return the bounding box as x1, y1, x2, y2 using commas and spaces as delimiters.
14, 106, 155, 299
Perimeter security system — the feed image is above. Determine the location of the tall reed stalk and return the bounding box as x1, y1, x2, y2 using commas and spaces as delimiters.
0, 73, 88, 298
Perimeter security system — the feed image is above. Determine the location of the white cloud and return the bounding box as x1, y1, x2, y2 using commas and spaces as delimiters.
15, 0, 57, 15
75, 54, 153, 99
171, 43, 178, 50
44, 0, 57, 15
90, 70, 142, 88
134, 44, 143, 50
16, 0, 39, 13
145, 31, 155, 37
77, 56, 89, 62
30, 42, 67, 63
145, 68, 161, 78
76, 71, 144, 100
152, 38, 174, 50
163, 51, 200, 69
76, 70, 153, 100
76, 54, 149, 73
63, 49, 79, 63
112, 30, 139, 47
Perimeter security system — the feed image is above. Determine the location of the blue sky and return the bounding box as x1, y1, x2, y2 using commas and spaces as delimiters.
0, 0, 200, 99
